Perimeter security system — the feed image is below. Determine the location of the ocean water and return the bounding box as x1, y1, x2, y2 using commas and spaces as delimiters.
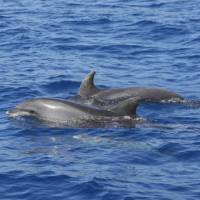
1, 0, 200, 199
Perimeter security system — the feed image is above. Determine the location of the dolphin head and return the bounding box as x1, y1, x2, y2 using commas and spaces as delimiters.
78, 71, 99, 96
6, 100, 39, 118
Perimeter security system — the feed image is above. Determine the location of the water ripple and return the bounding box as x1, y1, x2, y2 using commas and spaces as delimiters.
1, 0, 200, 199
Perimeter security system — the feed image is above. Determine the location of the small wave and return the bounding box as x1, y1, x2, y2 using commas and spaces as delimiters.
61, 18, 112, 26
69, 178, 105, 197
151, 26, 188, 40
160, 97, 185, 104
2, 27, 31, 38
0, 171, 73, 199
149, 2, 166, 8
158, 142, 183, 156
133, 20, 160, 27
41, 80, 79, 94
187, 36, 200, 44
141, 121, 200, 132
51, 37, 78, 44
2, 86, 41, 104
179, 99, 200, 108
51, 44, 99, 52
98, 44, 146, 55
159, 98, 200, 109
175, 150, 200, 162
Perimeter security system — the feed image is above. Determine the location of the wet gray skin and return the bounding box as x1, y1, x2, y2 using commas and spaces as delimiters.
70, 71, 184, 107
7, 97, 143, 128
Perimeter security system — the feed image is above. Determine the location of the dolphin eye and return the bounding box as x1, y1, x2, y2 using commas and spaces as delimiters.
29, 110, 36, 115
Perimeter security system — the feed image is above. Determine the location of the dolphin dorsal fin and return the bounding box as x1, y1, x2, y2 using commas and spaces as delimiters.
109, 97, 143, 117
79, 71, 98, 96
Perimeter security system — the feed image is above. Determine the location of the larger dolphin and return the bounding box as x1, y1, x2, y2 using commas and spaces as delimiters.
7, 97, 144, 128
71, 71, 183, 107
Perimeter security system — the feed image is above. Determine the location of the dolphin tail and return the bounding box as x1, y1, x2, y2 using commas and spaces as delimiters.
78, 70, 99, 96
109, 97, 144, 117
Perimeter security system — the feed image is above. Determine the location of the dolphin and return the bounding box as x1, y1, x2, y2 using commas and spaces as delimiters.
7, 97, 144, 128
70, 71, 184, 107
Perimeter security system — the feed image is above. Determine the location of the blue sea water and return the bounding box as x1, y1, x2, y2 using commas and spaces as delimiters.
1, 0, 200, 199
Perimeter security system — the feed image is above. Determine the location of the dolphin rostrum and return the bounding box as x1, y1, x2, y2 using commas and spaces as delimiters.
71, 71, 183, 107
7, 97, 144, 128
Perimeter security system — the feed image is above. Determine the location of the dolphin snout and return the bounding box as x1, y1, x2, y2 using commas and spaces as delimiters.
6, 108, 32, 118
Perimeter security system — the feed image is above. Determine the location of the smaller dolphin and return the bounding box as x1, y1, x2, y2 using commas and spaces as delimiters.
71, 71, 183, 107
7, 97, 144, 128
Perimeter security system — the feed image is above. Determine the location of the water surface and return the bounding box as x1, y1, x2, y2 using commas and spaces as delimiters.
1, 0, 200, 199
